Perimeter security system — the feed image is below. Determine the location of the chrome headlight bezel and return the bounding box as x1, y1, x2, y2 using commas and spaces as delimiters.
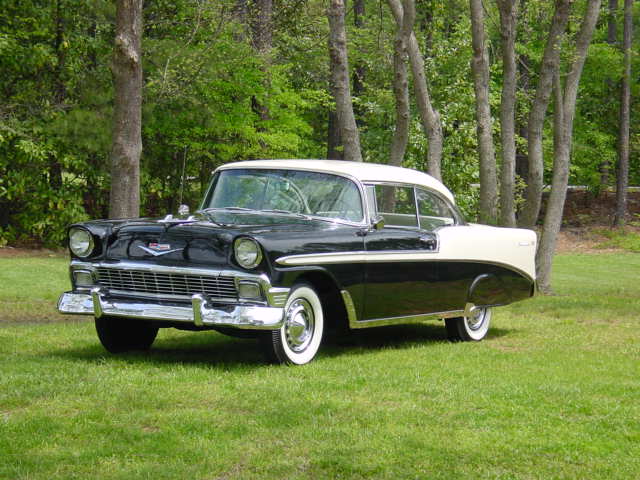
69, 227, 95, 258
234, 237, 263, 270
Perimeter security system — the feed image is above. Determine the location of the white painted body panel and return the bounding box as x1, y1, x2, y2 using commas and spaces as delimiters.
436, 224, 537, 280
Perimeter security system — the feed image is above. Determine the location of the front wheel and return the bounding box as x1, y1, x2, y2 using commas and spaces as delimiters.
445, 307, 492, 342
95, 316, 159, 353
261, 283, 324, 365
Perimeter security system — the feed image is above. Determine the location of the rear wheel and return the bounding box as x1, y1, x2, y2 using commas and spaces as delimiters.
261, 283, 324, 365
95, 316, 159, 353
445, 307, 492, 342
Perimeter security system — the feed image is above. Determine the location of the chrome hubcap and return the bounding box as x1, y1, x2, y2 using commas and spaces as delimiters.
284, 298, 315, 352
467, 307, 487, 331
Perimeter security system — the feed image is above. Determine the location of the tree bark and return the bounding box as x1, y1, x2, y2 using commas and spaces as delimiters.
519, 0, 571, 227
327, 110, 343, 159
328, 0, 363, 162
352, 0, 366, 105
249, 0, 272, 122
250, 0, 272, 54
614, 0, 632, 226
469, 0, 498, 224
388, 0, 443, 179
536, 0, 601, 293
109, 0, 143, 219
388, 0, 414, 166
600, 0, 619, 189
516, 54, 530, 182
497, 0, 519, 227
233, 0, 248, 40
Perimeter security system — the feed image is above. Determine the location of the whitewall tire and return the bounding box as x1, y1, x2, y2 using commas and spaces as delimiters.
261, 283, 324, 365
445, 307, 492, 342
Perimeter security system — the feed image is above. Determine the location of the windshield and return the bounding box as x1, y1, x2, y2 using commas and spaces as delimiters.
203, 168, 364, 223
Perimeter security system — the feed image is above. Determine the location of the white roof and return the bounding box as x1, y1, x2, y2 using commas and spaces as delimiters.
218, 159, 455, 203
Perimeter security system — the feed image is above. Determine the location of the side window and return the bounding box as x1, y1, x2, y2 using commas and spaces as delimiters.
416, 189, 455, 230
372, 184, 418, 228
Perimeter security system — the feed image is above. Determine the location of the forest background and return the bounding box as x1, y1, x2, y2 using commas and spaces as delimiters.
0, 0, 637, 280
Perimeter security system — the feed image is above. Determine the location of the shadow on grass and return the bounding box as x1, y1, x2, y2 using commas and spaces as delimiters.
51, 323, 513, 368
322, 323, 512, 358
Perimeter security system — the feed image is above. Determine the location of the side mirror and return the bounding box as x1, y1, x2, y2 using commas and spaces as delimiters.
371, 215, 385, 231
178, 204, 190, 216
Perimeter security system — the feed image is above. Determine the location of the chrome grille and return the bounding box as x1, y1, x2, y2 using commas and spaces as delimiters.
96, 267, 237, 300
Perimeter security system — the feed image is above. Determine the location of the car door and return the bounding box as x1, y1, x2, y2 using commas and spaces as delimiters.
362, 183, 440, 320
414, 187, 466, 312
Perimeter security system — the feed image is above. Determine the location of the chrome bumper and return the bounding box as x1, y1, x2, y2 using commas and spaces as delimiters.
58, 288, 284, 330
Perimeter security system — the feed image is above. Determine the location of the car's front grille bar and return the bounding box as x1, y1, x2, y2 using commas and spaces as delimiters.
96, 267, 237, 300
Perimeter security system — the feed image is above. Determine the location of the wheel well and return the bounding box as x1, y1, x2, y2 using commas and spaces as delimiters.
295, 271, 348, 334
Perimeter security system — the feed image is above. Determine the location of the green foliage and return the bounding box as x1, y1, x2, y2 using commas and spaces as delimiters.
0, 0, 637, 245
594, 225, 640, 252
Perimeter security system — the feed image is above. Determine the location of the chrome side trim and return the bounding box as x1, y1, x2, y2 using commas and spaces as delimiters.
348, 309, 465, 329
276, 254, 534, 282
267, 287, 290, 308
338, 289, 465, 329
277, 250, 438, 266
340, 290, 358, 325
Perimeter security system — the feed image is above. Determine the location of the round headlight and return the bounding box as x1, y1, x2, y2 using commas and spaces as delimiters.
234, 237, 262, 269
69, 228, 94, 258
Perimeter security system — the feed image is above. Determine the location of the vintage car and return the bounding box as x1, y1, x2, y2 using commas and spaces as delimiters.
58, 160, 536, 364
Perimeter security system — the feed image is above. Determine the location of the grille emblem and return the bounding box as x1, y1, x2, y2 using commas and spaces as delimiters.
138, 243, 184, 257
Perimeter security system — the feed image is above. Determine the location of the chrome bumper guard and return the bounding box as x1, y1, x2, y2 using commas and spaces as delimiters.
58, 288, 284, 330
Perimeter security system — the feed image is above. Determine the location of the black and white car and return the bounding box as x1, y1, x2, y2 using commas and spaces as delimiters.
58, 160, 537, 364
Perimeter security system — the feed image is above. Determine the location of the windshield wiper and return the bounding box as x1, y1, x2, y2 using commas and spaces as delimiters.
203, 206, 254, 212
260, 209, 310, 219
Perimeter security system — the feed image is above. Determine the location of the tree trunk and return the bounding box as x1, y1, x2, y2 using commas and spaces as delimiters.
233, 0, 248, 40
614, 0, 632, 226
328, 0, 363, 162
352, 0, 366, 108
600, 0, 619, 189
516, 54, 529, 182
536, 0, 601, 293
109, 0, 143, 219
388, 0, 414, 167
250, 0, 272, 54
388, 0, 443, 179
519, 0, 571, 228
249, 0, 272, 122
53, 0, 66, 103
497, 0, 519, 227
327, 110, 343, 159
469, 0, 498, 224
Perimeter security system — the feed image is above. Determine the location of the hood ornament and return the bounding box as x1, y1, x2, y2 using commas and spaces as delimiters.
138, 243, 184, 257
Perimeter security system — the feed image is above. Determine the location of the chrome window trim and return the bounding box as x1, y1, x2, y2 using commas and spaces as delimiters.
414, 186, 460, 228
201, 166, 370, 228
363, 181, 464, 229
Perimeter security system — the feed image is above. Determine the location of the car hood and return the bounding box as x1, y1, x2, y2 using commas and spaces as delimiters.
76, 211, 349, 268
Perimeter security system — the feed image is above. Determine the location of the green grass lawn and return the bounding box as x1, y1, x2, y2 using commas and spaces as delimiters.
0, 253, 638, 479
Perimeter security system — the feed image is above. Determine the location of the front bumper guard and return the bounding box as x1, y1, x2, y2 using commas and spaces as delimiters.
58, 288, 284, 330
